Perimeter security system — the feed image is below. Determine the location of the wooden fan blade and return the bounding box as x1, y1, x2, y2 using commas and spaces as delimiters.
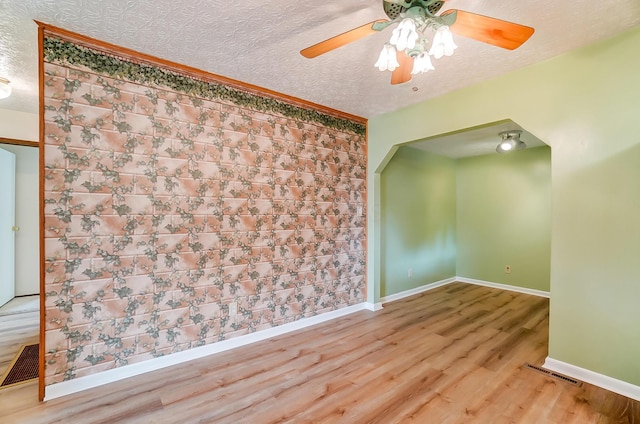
301, 20, 389, 58
391, 53, 413, 85
443, 9, 534, 50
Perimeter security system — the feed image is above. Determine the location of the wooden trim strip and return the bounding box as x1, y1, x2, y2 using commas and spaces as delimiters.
0, 138, 39, 147
36, 21, 367, 127
364, 122, 369, 301
37, 23, 46, 403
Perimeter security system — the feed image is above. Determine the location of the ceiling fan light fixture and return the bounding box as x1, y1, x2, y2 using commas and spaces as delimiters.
411, 52, 434, 75
376, 6, 459, 76
428, 25, 457, 59
496, 130, 526, 154
301, 1, 535, 86
390, 18, 419, 51
375, 43, 400, 71
0, 77, 11, 99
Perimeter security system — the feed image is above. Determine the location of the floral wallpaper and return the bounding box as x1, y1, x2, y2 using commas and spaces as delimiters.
42, 36, 367, 386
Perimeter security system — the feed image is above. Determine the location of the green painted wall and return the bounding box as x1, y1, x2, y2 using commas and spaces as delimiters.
367, 26, 640, 386
456, 146, 551, 291
380, 147, 456, 297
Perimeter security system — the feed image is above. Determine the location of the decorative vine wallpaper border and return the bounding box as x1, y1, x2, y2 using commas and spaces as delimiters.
43, 37, 366, 136
42, 30, 367, 386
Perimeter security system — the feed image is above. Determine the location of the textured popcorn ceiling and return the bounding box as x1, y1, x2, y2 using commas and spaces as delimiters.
1, 0, 640, 119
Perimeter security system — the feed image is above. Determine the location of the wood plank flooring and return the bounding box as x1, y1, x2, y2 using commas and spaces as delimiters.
0, 300, 40, 419
2, 283, 639, 423
0, 309, 39, 376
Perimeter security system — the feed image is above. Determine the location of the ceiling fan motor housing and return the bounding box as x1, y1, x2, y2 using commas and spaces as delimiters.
383, 0, 445, 20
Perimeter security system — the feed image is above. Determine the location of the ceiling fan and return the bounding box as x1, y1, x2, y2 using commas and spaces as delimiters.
300, 0, 535, 85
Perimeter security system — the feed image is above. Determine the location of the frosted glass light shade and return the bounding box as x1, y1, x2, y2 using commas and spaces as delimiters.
375, 44, 400, 72
429, 26, 457, 59
411, 53, 435, 75
390, 19, 418, 52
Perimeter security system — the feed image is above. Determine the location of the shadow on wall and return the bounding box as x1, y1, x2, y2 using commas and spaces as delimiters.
381, 146, 457, 297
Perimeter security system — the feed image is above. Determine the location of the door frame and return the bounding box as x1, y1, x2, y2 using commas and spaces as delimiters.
0, 137, 40, 399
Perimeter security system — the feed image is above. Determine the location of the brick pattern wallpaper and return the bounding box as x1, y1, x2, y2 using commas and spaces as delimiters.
42, 48, 367, 385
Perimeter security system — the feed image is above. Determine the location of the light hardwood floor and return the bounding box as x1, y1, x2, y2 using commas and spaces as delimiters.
0, 298, 40, 420
0, 305, 39, 376
2, 283, 638, 423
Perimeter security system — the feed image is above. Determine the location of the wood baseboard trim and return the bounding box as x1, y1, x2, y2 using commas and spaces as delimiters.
456, 277, 550, 298
543, 357, 640, 401
381, 277, 457, 304
44, 303, 368, 401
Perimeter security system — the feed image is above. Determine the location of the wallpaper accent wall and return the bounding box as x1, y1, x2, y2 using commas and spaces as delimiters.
42, 35, 367, 386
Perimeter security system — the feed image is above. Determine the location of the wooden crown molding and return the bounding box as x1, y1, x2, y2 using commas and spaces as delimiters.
0, 137, 39, 147
36, 21, 367, 131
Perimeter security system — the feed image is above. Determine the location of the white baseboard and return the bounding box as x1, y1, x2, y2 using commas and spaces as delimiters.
380, 277, 457, 304
456, 276, 550, 298
543, 357, 640, 401
44, 302, 368, 401
380, 276, 549, 305
364, 302, 383, 311
44, 278, 550, 400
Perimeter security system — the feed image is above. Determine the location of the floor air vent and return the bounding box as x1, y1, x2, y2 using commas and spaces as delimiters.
524, 363, 582, 386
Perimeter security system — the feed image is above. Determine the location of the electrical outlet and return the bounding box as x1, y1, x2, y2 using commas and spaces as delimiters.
408, 268, 413, 278
505, 265, 511, 274
229, 302, 237, 317
357, 206, 363, 216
